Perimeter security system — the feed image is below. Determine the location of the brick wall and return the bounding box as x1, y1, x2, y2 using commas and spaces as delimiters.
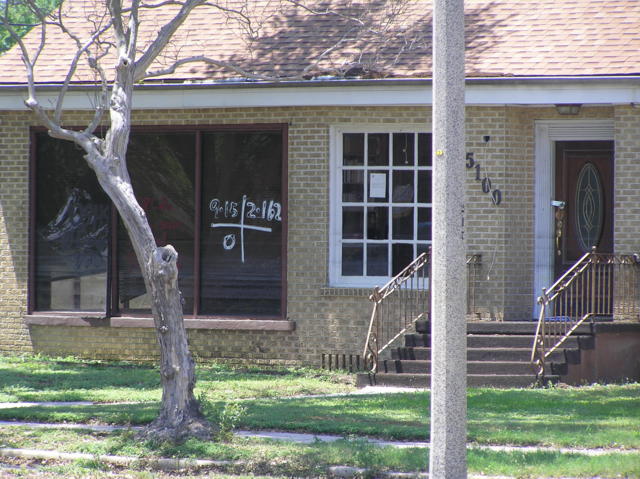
0, 104, 622, 365
0, 111, 32, 354
614, 105, 640, 254
464, 106, 508, 320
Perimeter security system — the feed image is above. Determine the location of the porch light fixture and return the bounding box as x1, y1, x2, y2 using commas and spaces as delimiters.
555, 104, 582, 115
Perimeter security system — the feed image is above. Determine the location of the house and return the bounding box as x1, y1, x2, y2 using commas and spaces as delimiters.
0, 0, 639, 384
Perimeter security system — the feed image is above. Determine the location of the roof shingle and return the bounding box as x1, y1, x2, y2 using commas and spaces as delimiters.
0, 0, 639, 84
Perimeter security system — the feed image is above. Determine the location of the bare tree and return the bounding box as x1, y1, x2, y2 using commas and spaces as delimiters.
1, 0, 425, 442
1, 0, 219, 442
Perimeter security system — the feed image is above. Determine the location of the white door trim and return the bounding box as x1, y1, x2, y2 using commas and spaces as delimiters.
533, 119, 614, 316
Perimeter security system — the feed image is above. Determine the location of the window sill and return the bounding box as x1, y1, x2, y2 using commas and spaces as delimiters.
24, 315, 295, 332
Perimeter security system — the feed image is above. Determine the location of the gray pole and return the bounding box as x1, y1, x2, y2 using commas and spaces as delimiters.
429, 0, 467, 477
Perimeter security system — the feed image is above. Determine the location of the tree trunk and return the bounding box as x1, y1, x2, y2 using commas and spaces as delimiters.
95, 169, 212, 443
143, 244, 212, 442
87, 61, 211, 443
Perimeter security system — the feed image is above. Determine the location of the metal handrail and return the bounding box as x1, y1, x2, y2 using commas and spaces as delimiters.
531, 248, 640, 381
363, 250, 482, 374
363, 251, 431, 373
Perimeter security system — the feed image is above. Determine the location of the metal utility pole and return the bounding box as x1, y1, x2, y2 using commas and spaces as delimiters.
429, 0, 467, 477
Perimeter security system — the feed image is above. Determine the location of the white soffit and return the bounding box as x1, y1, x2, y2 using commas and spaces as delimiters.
0, 79, 639, 109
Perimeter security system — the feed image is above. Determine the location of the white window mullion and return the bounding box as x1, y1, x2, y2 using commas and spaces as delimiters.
331, 127, 432, 287
415, 132, 421, 259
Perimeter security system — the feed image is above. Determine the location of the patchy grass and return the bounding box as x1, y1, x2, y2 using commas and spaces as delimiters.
0, 425, 639, 478
467, 449, 640, 478
0, 402, 159, 425
467, 384, 640, 448
0, 356, 639, 449
236, 384, 640, 448
1, 354, 639, 477
0, 354, 354, 404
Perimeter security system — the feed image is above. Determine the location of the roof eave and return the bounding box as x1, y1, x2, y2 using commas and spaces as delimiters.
0, 74, 640, 91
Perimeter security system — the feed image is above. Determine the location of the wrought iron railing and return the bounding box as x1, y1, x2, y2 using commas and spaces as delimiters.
531, 248, 640, 381
363, 250, 482, 373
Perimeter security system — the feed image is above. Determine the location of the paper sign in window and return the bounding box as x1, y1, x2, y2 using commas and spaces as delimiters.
369, 173, 387, 199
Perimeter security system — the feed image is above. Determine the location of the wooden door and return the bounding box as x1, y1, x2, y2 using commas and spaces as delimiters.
554, 141, 614, 279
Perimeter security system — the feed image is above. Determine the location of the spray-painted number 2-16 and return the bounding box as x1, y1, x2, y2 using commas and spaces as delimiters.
465, 152, 502, 205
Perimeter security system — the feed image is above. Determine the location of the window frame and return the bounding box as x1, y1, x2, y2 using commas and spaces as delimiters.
28, 123, 289, 320
329, 124, 432, 288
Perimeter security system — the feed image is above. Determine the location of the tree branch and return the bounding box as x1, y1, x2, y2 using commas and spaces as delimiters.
142, 54, 295, 81
84, 54, 110, 137
285, 0, 365, 26
127, 0, 140, 60
1, 4, 48, 123
133, 0, 206, 81
51, 13, 113, 124
136, 0, 254, 29
108, 0, 127, 53
1, 1, 106, 173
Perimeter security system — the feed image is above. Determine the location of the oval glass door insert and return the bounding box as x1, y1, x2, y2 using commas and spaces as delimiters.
575, 162, 604, 252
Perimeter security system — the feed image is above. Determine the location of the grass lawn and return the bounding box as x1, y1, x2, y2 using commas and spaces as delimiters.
0, 354, 638, 478
239, 385, 640, 448
0, 425, 638, 478
0, 354, 354, 403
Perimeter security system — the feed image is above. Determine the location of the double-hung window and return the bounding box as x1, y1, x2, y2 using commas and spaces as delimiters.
330, 126, 432, 287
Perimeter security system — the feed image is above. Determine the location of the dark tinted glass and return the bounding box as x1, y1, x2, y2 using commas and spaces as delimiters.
342, 170, 364, 202
342, 244, 363, 276
418, 170, 432, 204
200, 131, 283, 317
368, 134, 389, 166
35, 134, 109, 311
392, 243, 413, 276
343, 207, 364, 239
367, 244, 388, 276
367, 207, 388, 240
418, 208, 432, 241
117, 133, 196, 314
393, 133, 415, 166
392, 207, 413, 240
418, 133, 432, 166
392, 170, 414, 202
343, 133, 364, 166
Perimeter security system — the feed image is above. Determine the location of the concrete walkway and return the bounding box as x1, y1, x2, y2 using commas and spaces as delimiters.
0, 401, 93, 409
0, 400, 637, 479
0, 416, 637, 456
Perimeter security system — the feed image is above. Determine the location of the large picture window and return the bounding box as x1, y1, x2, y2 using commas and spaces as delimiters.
32, 125, 286, 319
331, 127, 432, 287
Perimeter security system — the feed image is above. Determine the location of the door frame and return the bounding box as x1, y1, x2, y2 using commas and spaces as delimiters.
533, 119, 614, 316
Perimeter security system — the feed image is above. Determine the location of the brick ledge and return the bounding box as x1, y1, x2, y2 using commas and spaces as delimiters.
24, 315, 295, 332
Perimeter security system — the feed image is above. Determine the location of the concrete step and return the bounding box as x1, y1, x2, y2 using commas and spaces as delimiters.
356, 372, 550, 388
393, 346, 568, 361
379, 359, 534, 375
415, 320, 593, 336
358, 319, 597, 390
404, 333, 583, 349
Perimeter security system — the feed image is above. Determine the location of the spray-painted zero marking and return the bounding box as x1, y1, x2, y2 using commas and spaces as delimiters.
210, 195, 276, 263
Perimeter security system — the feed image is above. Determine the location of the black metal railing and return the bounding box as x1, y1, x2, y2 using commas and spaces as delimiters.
532, 249, 640, 380
363, 250, 481, 373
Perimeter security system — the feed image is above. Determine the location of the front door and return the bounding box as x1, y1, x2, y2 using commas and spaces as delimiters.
554, 141, 614, 279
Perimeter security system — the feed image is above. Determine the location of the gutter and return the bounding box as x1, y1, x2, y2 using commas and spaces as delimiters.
0, 75, 639, 92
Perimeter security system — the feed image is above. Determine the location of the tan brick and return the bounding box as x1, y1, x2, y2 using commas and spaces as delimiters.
0, 105, 625, 365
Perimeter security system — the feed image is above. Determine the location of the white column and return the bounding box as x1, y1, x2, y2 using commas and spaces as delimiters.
429, 0, 467, 477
